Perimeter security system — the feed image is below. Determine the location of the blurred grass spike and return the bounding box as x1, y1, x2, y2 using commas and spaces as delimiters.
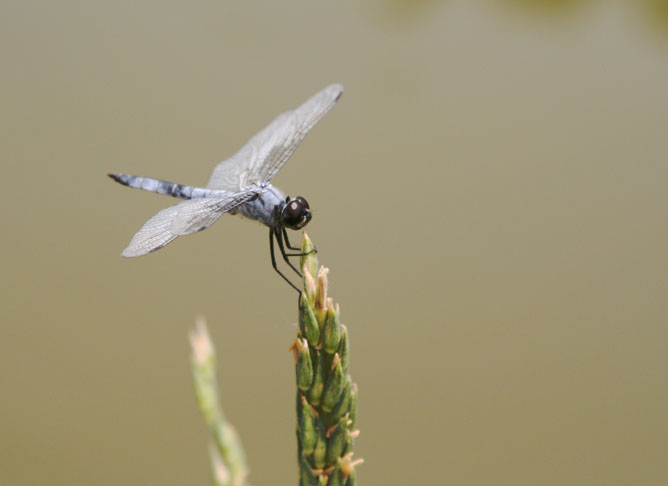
189, 317, 249, 486
209, 442, 230, 486
295, 233, 362, 485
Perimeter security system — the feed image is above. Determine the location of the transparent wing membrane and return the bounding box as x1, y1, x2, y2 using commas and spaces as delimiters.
206, 84, 343, 191
121, 191, 257, 257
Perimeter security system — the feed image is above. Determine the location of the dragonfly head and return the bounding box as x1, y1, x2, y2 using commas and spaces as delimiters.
281, 196, 311, 230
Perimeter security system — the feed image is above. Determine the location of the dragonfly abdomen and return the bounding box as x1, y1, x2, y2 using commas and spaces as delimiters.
108, 173, 214, 199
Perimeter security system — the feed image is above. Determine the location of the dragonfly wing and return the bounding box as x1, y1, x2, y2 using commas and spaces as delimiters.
206, 142, 256, 192
249, 83, 343, 185
121, 200, 189, 257
121, 191, 257, 257
206, 84, 343, 191
170, 191, 257, 235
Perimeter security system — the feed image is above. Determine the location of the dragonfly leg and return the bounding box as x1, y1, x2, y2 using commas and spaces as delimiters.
274, 227, 305, 279
281, 227, 318, 256
269, 229, 301, 293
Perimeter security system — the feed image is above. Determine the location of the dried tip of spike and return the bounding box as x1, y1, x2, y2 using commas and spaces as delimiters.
325, 423, 337, 438
330, 353, 341, 371
289, 337, 305, 361
316, 267, 329, 310
304, 268, 317, 298
325, 418, 353, 440
189, 316, 214, 365
299, 393, 319, 417
341, 452, 364, 477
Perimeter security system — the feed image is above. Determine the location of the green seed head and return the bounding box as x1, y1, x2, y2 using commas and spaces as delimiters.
337, 325, 350, 372
299, 454, 317, 486
298, 394, 318, 455
327, 459, 345, 486
322, 300, 342, 354
329, 376, 352, 424
326, 416, 349, 465
300, 295, 320, 347
321, 354, 345, 412
312, 420, 327, 469
308, 350, 325, 406
294, 338, 314, 392
348, 383, 358, 430
295, 236, 361, 484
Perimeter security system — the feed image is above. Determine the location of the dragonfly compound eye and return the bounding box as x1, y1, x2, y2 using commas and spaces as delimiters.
282, 197, 311, 230
294, 196, 309, 210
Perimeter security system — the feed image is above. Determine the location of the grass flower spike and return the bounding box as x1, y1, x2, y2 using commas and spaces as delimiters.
294, 233, 363, 485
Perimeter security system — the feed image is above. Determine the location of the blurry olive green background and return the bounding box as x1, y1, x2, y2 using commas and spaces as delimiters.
2, 1, 667, 485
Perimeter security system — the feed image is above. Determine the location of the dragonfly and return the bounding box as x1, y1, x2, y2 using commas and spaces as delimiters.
109, 83, 343, 292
